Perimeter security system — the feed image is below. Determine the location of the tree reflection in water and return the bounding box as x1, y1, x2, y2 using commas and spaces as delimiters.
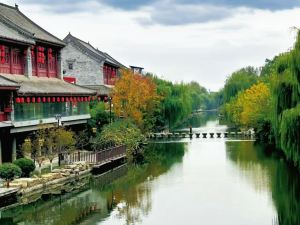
226, 141, 300, 225
96, 142, 186, 225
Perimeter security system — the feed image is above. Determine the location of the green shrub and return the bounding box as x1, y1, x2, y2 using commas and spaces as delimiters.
13, 158, 35, 177
0, 163, 22, 187
92, 119, 146, 163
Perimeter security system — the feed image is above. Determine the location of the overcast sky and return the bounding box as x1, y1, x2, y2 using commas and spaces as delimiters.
3, 0, 300, 91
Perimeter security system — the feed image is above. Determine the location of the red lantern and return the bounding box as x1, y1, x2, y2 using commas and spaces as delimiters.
57, 97, 60, 102
61, 97, 65, 102
20, 97, 24, 103
31, 97, 35, 103
37, 97, 41, 103
98, 97, 101, 101
42, 97, 46, 103
52, 97, 56, 103
26, 97, 30, 103
47, 97, 51, 103
104, 96, 108, 101
88, 97, 91, 102
77, 97, 81, 102
73, 97, 76, 102
81, 97, 84, 102
66, 97, 69, 102
16, 97, 20, 103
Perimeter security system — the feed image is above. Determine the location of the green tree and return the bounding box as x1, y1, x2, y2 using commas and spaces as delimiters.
270, 31, 300, 169
88, 102, 110, 130
55, 128, 76, 166
0, 163, 21, 187
13, 158, 35, 177
92, 119, 146, 163
223, 66, 258, 103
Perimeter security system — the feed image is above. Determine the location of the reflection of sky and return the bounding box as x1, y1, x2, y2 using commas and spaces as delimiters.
180, 120, 228, 133
101, 120, 277, 225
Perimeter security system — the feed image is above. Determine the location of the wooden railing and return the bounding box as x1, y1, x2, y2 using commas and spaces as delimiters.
68, 145, 126, 164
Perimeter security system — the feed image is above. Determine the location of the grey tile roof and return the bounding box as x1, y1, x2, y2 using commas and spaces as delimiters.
102, 51, 125, 68
0, 16, 35, 44
84, 84, 113, 96
0, 74, 96, 96
0, 3, 65, 46
0, 75, 20, 89
64, 33, 125, 68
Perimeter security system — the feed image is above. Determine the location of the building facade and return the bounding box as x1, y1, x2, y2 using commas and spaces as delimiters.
130, 66, 144, 74
61, 33, 125, 96
0, 3, 96, 163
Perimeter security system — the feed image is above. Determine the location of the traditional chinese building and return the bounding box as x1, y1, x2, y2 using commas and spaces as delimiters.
61, 33, 125, 96
130, 66, 144, 74
0, 3, 96, 163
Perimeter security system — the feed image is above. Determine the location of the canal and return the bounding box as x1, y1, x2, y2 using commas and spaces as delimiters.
1, 114, 299, 225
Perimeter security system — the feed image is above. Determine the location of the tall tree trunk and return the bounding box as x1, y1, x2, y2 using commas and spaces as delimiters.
50, 159, 53, 172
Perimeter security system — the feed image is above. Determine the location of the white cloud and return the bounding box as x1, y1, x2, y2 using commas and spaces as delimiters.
2, 0, 300, 91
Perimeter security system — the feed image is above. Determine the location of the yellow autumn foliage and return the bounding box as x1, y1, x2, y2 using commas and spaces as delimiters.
225, 82, 271, 128
112, 69, 160, 130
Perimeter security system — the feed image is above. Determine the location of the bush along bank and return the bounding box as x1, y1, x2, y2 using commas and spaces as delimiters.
91, 119, 146, 164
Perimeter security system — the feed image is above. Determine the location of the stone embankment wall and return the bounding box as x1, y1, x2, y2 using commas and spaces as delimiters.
10, 162, 91, 206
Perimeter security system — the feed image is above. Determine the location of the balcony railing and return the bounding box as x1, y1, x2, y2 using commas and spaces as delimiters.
68, 145, 126, 164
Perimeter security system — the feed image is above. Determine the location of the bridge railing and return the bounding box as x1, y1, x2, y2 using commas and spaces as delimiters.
68, 145, 126, 164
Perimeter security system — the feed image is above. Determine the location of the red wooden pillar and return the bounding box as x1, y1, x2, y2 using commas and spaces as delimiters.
55, 51, 58, 78
47, 48, 50, 78
9, 47, 13, 74
36, 47, 39, 77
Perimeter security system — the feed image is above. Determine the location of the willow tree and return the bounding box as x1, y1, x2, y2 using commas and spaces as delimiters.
272, 31, 300, 169
223, 66, 258, 103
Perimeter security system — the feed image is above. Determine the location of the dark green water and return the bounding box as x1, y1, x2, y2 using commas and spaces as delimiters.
1, 116, 300, 225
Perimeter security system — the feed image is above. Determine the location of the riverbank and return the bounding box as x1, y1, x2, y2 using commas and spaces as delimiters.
0, 150, 127, 210
0, 162, 91, 210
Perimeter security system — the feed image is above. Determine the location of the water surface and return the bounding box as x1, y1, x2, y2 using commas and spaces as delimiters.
1, 116, 300, 225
